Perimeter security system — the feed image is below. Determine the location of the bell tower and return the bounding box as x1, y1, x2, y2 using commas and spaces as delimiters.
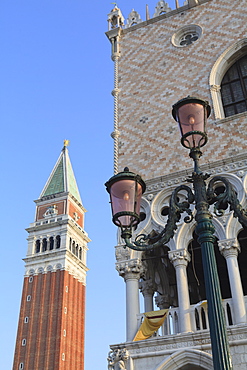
13, 142, 89, 370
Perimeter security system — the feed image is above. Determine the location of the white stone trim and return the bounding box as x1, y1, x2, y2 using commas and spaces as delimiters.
210, 38, 247, 119
154, 348, 213, 370
24, 250, 88, 284
171, 24, 202, 48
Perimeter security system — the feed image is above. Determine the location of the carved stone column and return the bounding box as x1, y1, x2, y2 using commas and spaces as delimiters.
116, 259, 143, 341
169, 249, 192, 333
219, 238, 246, 325
139, 279, 156, 312
210, 84, 224, 119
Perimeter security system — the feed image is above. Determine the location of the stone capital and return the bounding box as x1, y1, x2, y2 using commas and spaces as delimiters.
111, 129, 120, 139
168, 249, 191, 267
210, 84, 221, 92
139, 279, 156, 296
107, 348, 129, 370
155, 294, 170, 309
218, 238, 240, 258
116, 258, 143, 280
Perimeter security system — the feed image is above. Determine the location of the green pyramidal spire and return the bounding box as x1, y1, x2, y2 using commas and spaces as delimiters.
40, 142, 82, 203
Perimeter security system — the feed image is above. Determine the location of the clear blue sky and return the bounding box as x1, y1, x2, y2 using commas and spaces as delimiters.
0, 1, 175, 369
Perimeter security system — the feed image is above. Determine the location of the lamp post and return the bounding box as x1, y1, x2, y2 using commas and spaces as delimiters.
106, 96, 247, 370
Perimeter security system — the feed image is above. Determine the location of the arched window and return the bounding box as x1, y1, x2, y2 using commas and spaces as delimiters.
221, 54, 247, 117
72, 241, 76, 255
174, 312, 179, 334
49, 237, 54, 250
237, 227, 247, 295
201, 307, 207, 329
35, 240, 40, 253
210, 39, 247, 119
226, 303, 233, 326
187, 231, 230, 304
195, 308, 200, 330
56, 235, 61, 249
42, 238, 47, 252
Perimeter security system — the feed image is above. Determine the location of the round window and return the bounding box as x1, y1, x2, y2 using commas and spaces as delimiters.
172, 24, 202, 48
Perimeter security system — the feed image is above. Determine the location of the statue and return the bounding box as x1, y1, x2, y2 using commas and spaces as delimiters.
107, 348, 129, 370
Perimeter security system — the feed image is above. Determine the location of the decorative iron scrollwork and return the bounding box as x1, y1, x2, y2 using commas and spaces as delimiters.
121, 184, 194, 251
207, 175, 247, 227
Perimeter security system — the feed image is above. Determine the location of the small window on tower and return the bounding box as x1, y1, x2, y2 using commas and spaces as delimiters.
49, 236, 54, 250
22, 339, 26, 346
42, 238, 47, 252
64, 307, 67, 314
35, 240, 40, 253
63, 329, 66, 337
65, 286, 68, 293
27, 295, 31, 302
62, 353, 65, 361
19, 363, 24, 370
72, 241, 76, 254
56, 235, 61, 249
29, 276, 33, 283
24, 317, 29, 323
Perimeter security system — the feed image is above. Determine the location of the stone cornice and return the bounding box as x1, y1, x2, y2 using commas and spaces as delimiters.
26, 218, 90, 243
105, 27, 123, 41
116, 258, 144, 280
23, 249, 88, 284
26, 219, 68, 233
144, 151, 247, 195
110, 324, 247, 355
214, 110, 247, 126
34, 191, 86, 212
107, 0, 211, 36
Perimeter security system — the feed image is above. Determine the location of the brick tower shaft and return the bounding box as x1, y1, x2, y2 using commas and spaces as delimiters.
13, 143, 89, 370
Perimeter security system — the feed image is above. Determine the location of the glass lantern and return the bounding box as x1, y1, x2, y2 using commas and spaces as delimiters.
172, 96, 211, 149
105, 168, 146, 229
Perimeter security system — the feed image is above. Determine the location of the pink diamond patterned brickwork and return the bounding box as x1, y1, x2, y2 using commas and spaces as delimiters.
116, 0, 247, 180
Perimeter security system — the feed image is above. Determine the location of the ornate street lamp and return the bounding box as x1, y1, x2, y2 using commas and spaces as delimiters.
106, 96, 247, 370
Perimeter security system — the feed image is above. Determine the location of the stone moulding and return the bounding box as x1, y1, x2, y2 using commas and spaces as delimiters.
105, 0, 211, 38
144, 151, 247, 195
